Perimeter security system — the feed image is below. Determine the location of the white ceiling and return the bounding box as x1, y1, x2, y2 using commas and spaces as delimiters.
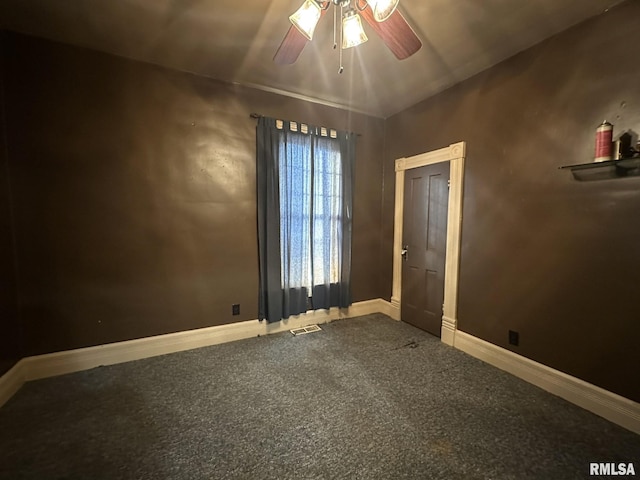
0, 0, 625, 118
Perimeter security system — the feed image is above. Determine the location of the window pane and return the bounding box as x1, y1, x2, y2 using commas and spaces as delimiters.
313, 136, 342, 285
278, 131, 343, 292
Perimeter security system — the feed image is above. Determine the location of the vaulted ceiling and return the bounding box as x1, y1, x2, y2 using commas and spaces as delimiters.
0, 0, 625, 118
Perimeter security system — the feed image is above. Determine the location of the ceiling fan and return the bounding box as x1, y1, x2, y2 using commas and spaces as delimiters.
274, 0, 422, 70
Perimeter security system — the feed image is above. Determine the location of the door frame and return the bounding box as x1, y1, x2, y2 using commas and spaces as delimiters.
391, 142, 466, 346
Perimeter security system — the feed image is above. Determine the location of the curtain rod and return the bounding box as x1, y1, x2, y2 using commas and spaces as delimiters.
249, 113, 362, 136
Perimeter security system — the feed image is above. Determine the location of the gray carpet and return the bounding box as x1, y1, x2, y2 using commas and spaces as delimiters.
0, 314, 638, 479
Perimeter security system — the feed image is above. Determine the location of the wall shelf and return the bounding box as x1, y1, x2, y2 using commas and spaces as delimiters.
559, 157, 640, 181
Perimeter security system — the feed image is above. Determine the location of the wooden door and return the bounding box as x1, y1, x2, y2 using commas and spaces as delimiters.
401, 162, 450, 336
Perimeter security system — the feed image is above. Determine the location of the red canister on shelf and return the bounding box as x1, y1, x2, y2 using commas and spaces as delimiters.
594, 120, 613, 162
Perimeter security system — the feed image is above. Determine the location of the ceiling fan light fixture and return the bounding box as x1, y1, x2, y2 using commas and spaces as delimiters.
342, 9, 368, 49
289, 0, 322, 41
369, 0, 399, 22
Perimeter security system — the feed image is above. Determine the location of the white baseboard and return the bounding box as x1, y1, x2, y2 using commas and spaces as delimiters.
0, 360, 26, 408
377, 299, 400, 320
0, 298, 386, 407
2, 301, 639, 438
454, 330, 640, 435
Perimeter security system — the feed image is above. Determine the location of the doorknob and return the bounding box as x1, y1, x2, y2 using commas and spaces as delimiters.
401, 245, 408, 260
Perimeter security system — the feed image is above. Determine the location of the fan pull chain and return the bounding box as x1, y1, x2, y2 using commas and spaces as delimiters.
333, 3, 337, 50
338, 4, 344, 74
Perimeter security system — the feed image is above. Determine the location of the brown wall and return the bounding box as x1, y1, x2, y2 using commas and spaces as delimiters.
1, 32, 384, 357
383, 0, 640, 402
3, 3, 638, 404
0, 32, 22, 375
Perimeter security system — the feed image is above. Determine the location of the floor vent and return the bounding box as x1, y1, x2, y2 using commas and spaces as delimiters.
290, 325, 322, 336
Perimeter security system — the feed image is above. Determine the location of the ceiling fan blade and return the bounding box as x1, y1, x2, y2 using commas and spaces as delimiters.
273, 8, 328, 65
360, 4, 422, 60
273, 25, 309, 65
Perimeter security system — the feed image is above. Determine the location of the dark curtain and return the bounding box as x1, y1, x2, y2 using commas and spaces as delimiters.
257, 116, 355, 323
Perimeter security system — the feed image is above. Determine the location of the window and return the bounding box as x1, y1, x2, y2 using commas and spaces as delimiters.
279, 128, 342, 291
257, 116, 355, 323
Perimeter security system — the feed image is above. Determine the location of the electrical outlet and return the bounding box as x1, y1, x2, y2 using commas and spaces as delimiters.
232, 304, 240, 316
508, 330, 519, 346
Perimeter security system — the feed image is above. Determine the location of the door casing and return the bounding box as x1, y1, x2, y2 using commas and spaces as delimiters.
391, 142, 466, 346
